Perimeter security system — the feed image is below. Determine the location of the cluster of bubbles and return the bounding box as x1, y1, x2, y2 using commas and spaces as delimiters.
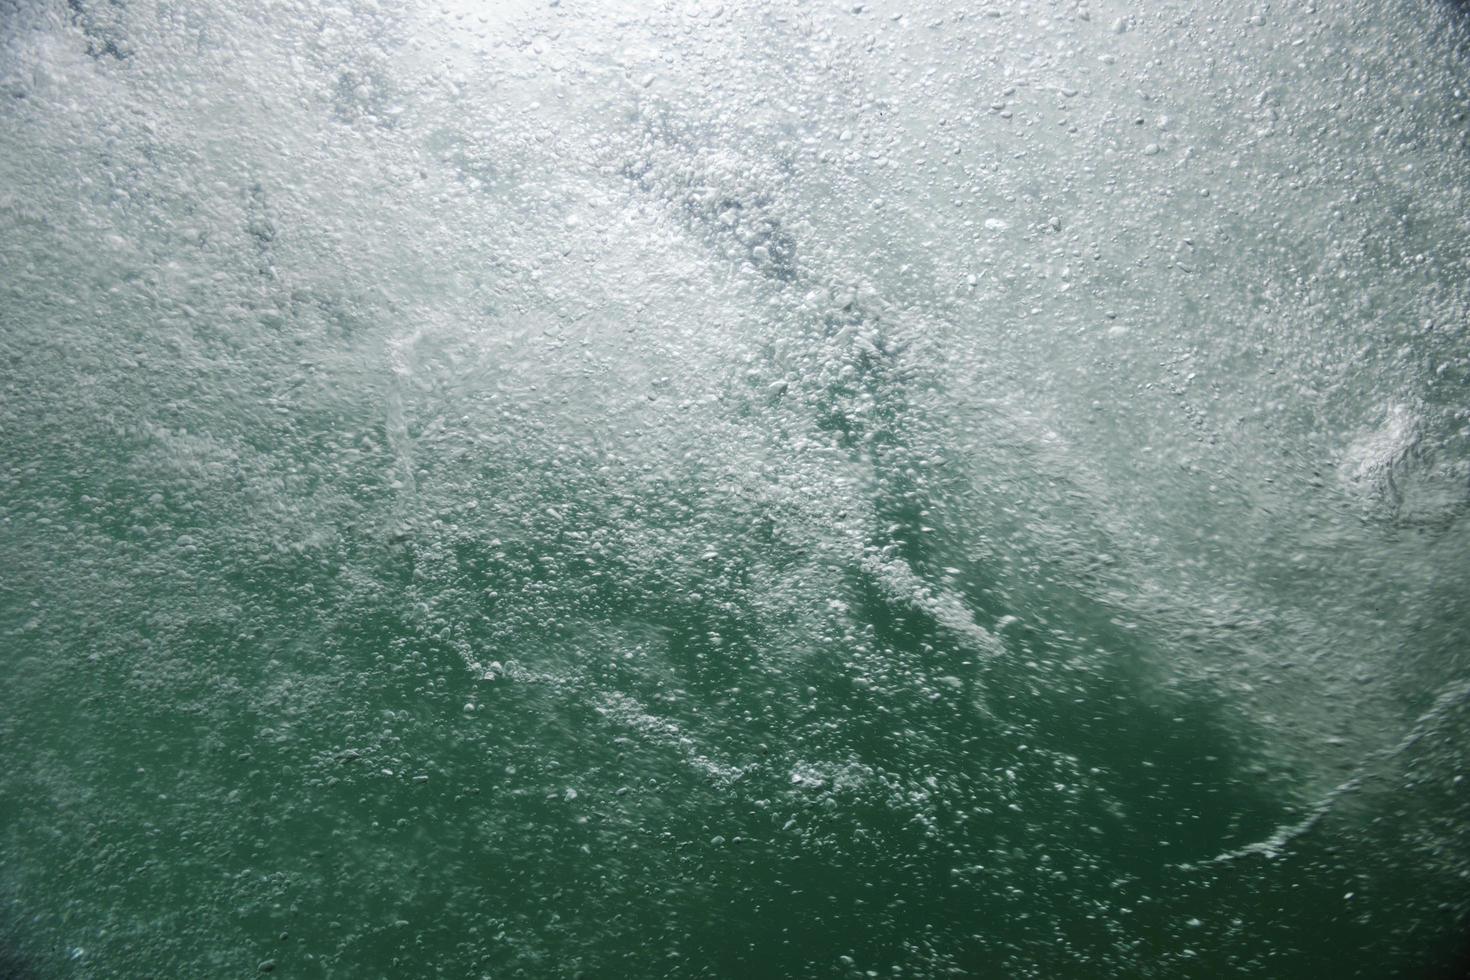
2, 0, 1468, 975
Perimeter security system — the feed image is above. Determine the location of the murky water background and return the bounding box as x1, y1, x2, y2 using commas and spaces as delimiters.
3, 0, 1469, 976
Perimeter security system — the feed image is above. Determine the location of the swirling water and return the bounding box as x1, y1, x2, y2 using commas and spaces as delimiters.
2, 0, 1469, 976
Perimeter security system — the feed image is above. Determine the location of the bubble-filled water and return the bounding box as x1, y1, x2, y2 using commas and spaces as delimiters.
3, 0, 1469, 976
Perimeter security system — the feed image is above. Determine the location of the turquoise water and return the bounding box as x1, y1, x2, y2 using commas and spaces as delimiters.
3, 0, 1470, 976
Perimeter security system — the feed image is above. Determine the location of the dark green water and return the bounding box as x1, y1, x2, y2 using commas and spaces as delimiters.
4, 0, 1470, 976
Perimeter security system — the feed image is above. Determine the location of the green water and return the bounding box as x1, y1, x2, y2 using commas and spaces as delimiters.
3, 0, 1470, 976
